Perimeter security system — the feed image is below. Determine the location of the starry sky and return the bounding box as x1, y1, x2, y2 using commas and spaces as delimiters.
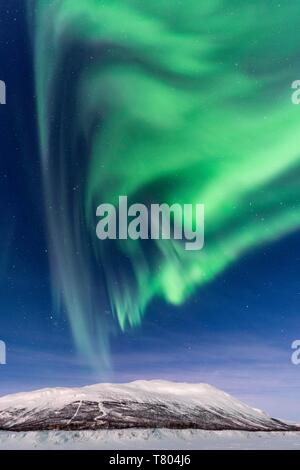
0, 0, 300, 422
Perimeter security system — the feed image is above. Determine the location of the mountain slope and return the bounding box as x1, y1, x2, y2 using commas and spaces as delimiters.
0, 380, 297, 431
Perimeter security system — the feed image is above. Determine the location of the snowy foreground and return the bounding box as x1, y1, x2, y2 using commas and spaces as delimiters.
0, 380, 298, 449
0, 429, 300, 450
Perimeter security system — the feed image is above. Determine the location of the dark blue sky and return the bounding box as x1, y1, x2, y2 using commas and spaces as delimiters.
0, 1, 300, 422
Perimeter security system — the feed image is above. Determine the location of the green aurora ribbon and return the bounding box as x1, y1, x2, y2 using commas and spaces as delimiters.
29, 0, 300, 365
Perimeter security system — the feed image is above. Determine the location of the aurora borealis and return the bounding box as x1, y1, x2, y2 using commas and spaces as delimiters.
27, 0, 300, 362
2, 0, 300, 421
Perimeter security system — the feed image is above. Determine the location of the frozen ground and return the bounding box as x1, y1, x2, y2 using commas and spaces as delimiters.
0, 429, 300, 450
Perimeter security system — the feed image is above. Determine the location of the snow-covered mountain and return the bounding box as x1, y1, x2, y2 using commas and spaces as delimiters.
0, 380, 297, 432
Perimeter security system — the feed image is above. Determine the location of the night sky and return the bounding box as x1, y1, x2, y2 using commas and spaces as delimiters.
1, 1, 300, 422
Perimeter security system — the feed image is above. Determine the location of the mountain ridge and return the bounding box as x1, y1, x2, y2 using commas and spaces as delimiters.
0, 380, 298, 432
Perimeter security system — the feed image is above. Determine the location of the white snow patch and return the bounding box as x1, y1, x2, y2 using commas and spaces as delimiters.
0, 380, 267, 421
